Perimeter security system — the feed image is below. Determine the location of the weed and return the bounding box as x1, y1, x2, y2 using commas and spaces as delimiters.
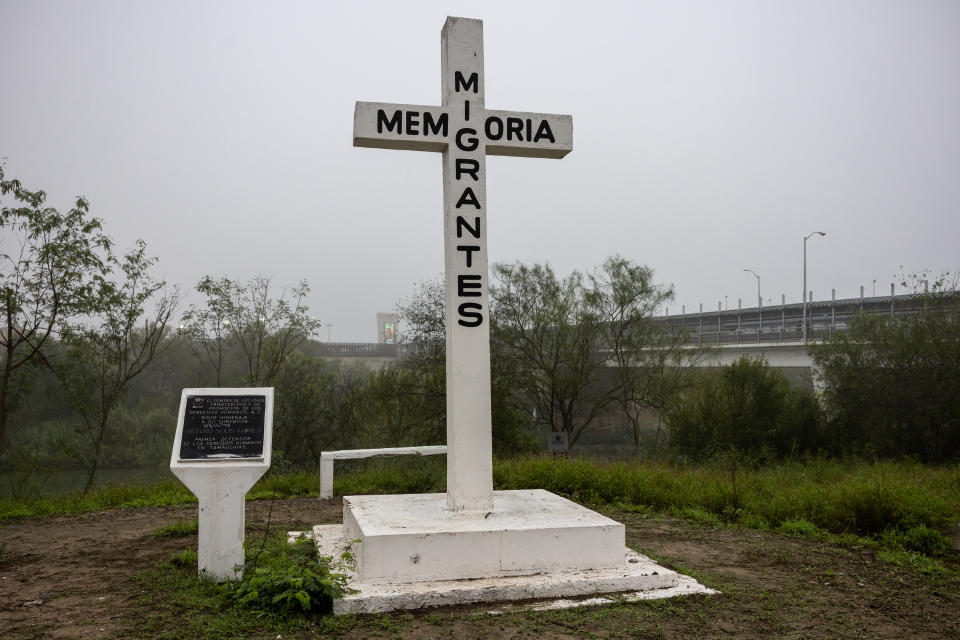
153, 520, 198, 538
738, 512, 771, 530
229, 535, 354, 616
677, 506, 722, 527
876, 549, 946, 574
778, 518, 823, 540
166, 549, 198, 569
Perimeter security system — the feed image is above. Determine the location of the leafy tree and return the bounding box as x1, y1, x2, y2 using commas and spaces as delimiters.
809, 285, 960, 462
179, 276, 321, 386
491, 262, 612, 448
0, 167, 112, 454
273, 354, 370, 466
55, 240, 179, 493
396, 277, 537, 455
584, 256, 704, 455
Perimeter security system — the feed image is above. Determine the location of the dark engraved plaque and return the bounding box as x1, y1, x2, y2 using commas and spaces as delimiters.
179, 395, 266, 460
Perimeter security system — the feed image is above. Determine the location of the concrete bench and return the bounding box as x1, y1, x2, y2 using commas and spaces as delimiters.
319, 445, 447, 499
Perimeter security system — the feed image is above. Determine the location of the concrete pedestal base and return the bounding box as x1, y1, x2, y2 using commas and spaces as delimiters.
311, 524, 709, 615
302, 489, 714, 614
343, 490, 624, 583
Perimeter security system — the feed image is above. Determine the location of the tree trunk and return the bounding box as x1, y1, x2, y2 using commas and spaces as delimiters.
82, 435, 103, 496
82, 411, 111, 496
0, 368, 9, 457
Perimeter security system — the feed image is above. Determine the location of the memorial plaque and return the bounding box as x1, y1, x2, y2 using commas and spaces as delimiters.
178, 394, 266, 460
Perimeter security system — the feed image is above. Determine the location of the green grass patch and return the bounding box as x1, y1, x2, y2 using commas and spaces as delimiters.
0, 478, 196, 522
154, 520, 199, 538
494, 456, 959, 547
333, 455, 446, 496
876, 548, 946, 574
777, 518, 824, 540
5, 456, 957, 563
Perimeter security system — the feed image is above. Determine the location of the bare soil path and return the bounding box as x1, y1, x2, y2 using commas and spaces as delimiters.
1, 499, 957, 639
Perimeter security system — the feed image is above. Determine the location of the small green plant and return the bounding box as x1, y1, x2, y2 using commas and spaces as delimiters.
902, 525, 949, 555
230, 536, 354, 616
738, 513, 771, 530
168, 549, 198, 569
778, 518, 822, 539
677, 506, 722, 527
881, 524, 950, 555
876, 548, 946, 574
153, 520, 199, 538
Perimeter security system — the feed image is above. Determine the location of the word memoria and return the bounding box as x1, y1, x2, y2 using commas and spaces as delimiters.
376, 108, 556, 145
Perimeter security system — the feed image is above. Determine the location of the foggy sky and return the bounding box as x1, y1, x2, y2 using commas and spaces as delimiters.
2, 0, 958, 341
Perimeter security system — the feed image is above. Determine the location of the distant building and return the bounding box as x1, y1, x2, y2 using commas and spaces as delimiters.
376, 313, 399, 344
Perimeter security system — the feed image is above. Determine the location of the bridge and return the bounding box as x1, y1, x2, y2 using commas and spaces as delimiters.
308, 291, 957, 380
656, 291, 952, 346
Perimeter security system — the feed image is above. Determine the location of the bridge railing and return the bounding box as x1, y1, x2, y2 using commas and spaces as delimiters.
688, 324, 839, 346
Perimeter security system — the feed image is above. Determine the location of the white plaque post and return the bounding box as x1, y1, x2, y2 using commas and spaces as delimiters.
170, 388, 274, 581
353, 16, 572, 512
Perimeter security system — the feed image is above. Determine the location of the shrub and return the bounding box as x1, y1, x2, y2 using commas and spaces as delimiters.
666, 356, 822, 461
809, 294, 960, 463
231, 537, 352, 616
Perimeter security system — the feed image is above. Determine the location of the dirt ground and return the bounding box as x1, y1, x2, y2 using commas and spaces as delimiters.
1, 498, 958, 639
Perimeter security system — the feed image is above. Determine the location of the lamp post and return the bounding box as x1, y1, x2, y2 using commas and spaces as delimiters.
744, 269, 761, 333
802, 231, 826, 343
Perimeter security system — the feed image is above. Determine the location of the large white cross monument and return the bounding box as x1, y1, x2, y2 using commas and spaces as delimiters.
354, 16, 572, 512
320, 17, 703, 613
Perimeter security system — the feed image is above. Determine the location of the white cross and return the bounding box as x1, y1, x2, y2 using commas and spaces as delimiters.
353, 16, 572, 512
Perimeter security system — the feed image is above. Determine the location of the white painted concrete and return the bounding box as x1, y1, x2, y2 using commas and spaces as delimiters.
342, 490, 624, 583
318, 445, 447, 499
170, 388, 273, 581
486, 577, 718, 614
352, 16, 572, 511
312, 523, 709, 615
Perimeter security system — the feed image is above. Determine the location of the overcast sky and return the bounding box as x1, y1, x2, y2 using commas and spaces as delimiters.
2, 0, 958, 341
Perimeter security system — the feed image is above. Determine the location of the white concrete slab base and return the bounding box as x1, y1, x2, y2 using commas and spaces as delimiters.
311, 523, 713, 615
343, 490, 625, 582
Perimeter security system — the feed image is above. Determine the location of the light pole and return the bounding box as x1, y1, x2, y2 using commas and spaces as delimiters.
325, 322, 333, 342
744, 269, 761, 333
803, 231, 826, 343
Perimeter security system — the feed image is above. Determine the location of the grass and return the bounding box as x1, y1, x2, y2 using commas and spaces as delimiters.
0, 478, 196, 521
154, 520, 199, 538
3, 456, 957, 559
494, 456, 960, 542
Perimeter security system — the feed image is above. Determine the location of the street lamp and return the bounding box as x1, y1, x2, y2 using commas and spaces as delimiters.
803, 231, 826, 343
744, 269, 761, 333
